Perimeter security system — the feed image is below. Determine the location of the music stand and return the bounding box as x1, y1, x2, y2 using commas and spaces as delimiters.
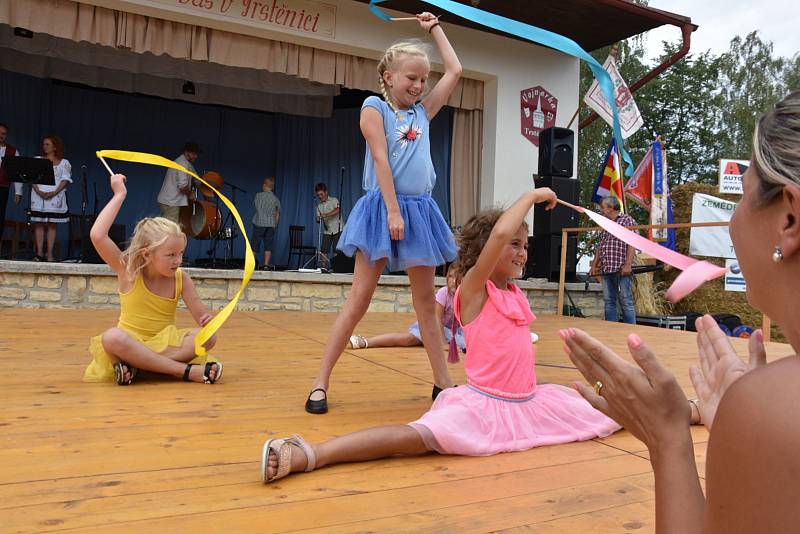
0, 157, 55, 261
1, 157, 55, 186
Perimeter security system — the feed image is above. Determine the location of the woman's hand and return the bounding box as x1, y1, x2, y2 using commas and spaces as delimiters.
416, 12, 439, 32
110, 174, 127, 196
689, 315, 766, 429
561, 328, 691, 451
387, 209, 405, 241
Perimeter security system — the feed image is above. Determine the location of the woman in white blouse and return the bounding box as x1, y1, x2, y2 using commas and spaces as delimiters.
31, 135, 71, 262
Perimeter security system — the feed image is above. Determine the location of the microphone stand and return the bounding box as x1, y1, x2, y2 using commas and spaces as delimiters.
78, 165, 88, 262
302, 197, 327, 272
338, 166, 346, 219
65, 164, 89, 262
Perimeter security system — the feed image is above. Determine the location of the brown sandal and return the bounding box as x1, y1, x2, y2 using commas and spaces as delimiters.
261, 434, 317, 483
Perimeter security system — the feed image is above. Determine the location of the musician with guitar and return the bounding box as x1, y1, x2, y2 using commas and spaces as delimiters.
314, 182, 343, 268
157, 142, 200, 224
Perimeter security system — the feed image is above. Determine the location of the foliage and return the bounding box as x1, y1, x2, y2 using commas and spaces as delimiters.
574, 26, 799, 262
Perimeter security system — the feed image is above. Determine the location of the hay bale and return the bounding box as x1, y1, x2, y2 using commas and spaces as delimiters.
655, 182, 784, 340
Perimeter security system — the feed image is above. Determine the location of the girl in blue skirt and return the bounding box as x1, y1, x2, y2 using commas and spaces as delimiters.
305, 12, 462, 413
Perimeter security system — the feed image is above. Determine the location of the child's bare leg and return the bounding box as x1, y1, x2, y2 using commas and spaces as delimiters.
160, 328, 202, 362
101, 327, 219, 382
308, 252, 386, 402
364, 332, 421, 348
407, 266, 453, 389
267, 425, 429, 480
263, 250, 272, 266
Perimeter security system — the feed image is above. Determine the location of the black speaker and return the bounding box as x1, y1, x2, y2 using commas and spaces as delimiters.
331, 253, 355, 273
82, 221, 126, 264
538, 127, 574, 177
533, 175, 579, 235
526, 234, 577, 282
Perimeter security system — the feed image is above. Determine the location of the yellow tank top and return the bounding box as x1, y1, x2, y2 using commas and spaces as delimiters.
117, 268, 183, 339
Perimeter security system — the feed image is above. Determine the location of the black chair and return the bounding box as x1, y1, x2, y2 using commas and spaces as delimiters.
287, 225, 316, 269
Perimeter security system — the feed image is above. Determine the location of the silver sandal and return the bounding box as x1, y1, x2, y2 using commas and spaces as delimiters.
261, 434, 317, 483
348, 335, 368, 349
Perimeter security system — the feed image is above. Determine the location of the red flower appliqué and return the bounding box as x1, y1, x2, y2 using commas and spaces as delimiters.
396, 123, 423, 147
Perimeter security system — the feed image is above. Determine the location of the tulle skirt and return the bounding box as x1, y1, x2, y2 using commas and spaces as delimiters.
83, 324, 216, 382
337, 190, 457, 272
409, 383, 621, 456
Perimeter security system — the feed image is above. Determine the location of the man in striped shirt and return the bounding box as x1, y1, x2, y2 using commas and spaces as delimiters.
590, 196, 637, 324
252, 177, 281, 270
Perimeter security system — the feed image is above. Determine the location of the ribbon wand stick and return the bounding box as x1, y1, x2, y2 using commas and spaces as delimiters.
556, 198, 582, 212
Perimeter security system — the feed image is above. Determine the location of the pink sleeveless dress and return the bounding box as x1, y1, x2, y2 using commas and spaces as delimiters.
409, 280, 620, 456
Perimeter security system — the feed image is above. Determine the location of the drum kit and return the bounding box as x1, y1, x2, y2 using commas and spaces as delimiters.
179, 171, 242, 267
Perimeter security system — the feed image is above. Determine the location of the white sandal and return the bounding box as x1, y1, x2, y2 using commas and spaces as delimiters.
348, 335, 369, 349
261, 434, 317, 483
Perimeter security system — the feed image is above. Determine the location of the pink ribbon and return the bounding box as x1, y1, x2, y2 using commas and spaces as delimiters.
576, 206, 728, 303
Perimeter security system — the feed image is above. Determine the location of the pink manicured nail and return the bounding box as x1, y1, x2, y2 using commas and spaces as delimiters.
558, 329, 566, 340
754, 329, 763, 342
628, 334, 643, 348
562, 345, 571, 355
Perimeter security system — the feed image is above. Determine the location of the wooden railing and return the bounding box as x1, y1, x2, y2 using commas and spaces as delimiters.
555, 220, 772, 342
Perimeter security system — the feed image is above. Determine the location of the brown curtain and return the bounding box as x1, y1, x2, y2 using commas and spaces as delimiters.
1, 0, 483, 111
450, 109, 483, 227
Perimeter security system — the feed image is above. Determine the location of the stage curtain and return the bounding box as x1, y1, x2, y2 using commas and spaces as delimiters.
0, 69, 454, 266
0, 0, 483, 111
450, 109, 482, 228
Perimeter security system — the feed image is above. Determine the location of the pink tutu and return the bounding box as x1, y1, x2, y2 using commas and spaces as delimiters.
409, 280, 621, 456
410, 384, 620, 456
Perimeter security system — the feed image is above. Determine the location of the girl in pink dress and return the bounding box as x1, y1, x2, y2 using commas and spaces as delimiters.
261, 187, 621, 482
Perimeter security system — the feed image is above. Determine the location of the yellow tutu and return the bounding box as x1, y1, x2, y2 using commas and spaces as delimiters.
83, 325, 217, 382
83, 269, 219, 382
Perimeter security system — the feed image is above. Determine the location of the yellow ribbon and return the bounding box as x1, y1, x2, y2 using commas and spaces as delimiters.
96, 149, 255, 356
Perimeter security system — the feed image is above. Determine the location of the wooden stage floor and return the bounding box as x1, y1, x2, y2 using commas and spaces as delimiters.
2, 309, 794, 533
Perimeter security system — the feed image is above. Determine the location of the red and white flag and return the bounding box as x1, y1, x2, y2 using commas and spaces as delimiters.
584, 56, 644, 139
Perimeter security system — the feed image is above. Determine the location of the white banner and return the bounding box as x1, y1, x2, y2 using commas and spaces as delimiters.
724, 259, 746, 292
583, 56, 644, 139
689, 193, 737, 258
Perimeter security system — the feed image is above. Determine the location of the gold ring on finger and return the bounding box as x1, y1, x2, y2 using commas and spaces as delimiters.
594, 380, 603, 396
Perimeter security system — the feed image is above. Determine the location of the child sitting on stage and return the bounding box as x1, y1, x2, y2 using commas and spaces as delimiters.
83, 173, 222, 385
348, 264, 466, 357
261, 186, 622, 483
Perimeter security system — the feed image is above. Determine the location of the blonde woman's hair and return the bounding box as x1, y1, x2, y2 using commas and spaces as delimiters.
120, 217, 186, 278
377, 39, 431, 114
752, 90, 800, 204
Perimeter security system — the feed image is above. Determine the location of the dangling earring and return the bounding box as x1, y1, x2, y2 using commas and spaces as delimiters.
772, 245, 784, 263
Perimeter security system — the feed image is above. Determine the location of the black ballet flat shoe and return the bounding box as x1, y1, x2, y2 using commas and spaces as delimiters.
305, 388, 328, 414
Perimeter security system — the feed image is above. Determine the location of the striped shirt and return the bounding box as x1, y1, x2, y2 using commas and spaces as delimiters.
597, 212, 637, 274
253, 190, 280, 227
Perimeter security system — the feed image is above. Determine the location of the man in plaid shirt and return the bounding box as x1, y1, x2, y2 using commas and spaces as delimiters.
590, 196, 637, 324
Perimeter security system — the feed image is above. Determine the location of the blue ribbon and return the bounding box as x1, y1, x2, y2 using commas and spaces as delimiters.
368, 0, 634, 176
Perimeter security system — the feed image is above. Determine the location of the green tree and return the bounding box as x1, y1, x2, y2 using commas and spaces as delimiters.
716, 32, 791, 159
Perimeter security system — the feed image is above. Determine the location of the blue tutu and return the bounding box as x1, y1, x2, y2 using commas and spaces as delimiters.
338, 190, 457, 272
